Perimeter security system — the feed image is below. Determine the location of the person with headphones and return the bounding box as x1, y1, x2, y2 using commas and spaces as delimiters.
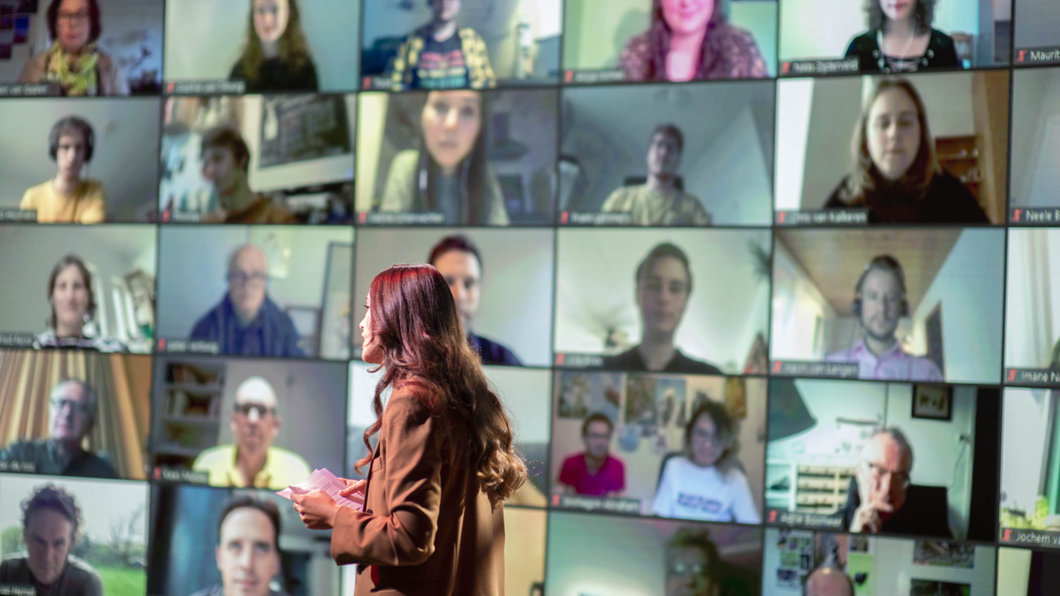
825, 255, 942, 381
34, 254, 125, 351
20, 116, 106, 224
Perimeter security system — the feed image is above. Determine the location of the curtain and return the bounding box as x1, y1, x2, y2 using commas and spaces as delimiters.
0, 350, 149, 479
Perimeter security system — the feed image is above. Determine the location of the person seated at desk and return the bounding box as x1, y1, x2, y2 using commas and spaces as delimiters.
603, 243, 722, 374
199, 127, 296, 224
21, 116, 105, 224
557, 413, 626, 497
387, 0, 496, 90
841, 428, 953, 537
601, 123, 712, 226
0, 379, 116, 478
229, 0, 319, 92
19, 0, 129, 96
189, 244, 305, 358
193, 376, 311, 489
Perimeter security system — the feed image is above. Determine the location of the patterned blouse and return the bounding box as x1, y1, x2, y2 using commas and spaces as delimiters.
619, 24, 769, 81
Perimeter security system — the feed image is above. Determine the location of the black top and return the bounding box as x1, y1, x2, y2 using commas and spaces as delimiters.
470, 333, 522, 366
845, 29, 961, 73
602, 346, 722, 375
230, 56, 319, 92
824, 171, 990, 224
840, 477, 954, 538
0, 555, 102, 596
0, 439, 116, 479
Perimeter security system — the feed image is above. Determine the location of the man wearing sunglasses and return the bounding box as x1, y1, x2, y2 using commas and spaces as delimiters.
193, 376, 310, 490
190, 244, 305, 358
0, 379, 115, 478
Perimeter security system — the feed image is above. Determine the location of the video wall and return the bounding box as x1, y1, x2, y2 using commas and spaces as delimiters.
0, 0, 1057, 594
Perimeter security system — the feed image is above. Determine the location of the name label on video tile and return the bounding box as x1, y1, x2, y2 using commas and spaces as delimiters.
560, 211, 634, 226
563, 69, 627, 85
555, 494, 641, 514
0, 585, 36, 596
363, 76, 394, 91
554, 353, 605, 368
361, 212, 446, 225
165, 80, 246, 95
0, 84, 56, 97
1006, 368, 1060, 386
1015, 47, 1060, 66
1000, 528, 1060, 547
776, 210, 868, 226
162, 210, 203, 223
0, 460, 37, 474
157, 339, 221, 355
0, 209, 37, 223
153, 466, 210, 485
1010, 208, 1060, 225
0, 334, 35, 349
771, 361, 860, 379
780, 58, 860, 77
766, 508, 844, 529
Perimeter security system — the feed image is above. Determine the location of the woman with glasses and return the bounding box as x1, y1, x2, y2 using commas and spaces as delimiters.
230, 0, 319, 92
652, 400, 759, 523
35, 254, 126, 352
19, 0, 129, 96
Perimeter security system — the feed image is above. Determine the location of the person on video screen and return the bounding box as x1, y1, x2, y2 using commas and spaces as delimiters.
189, 496, 287, 596
602, 124, 713, 226
34, 255, 126, 352
0, 485, 102, 595
604, 243, 722, 374
653, 401, 759, 524
845, 0, 961, 73
428, 235, 522, 366
21, 116, 105, 224
0, 379, 116, 478
380, 90, 509, 225
558, 413, 626, 497
619, 0, 768, 82
229, 0, 319, 92
823, 80, 987, 223
388, 0, 496, 91
18, 0, 129, 96
193, 376, 310, 489
666, 528, 760, 596
190, 245, 305, 358
841, 428, 952, 537
804, 566, 855, 596
199, 127, 296, 224
825, 255, 943, 381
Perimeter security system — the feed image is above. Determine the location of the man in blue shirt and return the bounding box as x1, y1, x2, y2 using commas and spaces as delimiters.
190, 244, 304, 358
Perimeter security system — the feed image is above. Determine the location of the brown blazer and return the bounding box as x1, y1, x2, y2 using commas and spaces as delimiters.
332, 383, 505, 596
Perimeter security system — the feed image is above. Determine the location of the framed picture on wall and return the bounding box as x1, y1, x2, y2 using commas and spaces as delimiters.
912, 384, 953, 421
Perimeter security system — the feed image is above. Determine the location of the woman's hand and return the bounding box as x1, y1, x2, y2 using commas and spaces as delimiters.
292, 490, 341, 530
338, 478, 367, 500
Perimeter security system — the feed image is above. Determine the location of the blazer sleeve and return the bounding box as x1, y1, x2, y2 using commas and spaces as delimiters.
331, 390, 443, 567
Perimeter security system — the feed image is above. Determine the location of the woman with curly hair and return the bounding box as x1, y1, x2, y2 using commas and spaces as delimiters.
230, 0, 319, 92
619, 0, 769, 82
845, 0, 962, 72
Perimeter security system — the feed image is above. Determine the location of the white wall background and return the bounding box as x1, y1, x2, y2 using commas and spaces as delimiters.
779, 0, 984, 61
0, 224, 156, 337
0, 98, 160, 221
563, 0, 778, 76
1014, 0, 1060, 48
550, 374, 767, 515
995, 548, 1033, 595
768, 239, 848, 361
554, 229, 771, 374
1009, 68, 1060, 209
909, 229, 1005, 384
1000, 388, 1054, 515
352, 228, 554, 366
361, 0, 563, 80
1, 0, 165, 88
164, 0, 361, 90
767, 379, 978, 539
1004, 229, 1060, 368
560, 81, 775, 225
775, 73, 979, 211
155, 225, 353, 339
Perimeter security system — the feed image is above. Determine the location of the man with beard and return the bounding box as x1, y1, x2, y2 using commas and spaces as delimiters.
193, 376, 310, 490
190, 496, 288, 596
603, 243, 722, 374
825, 255, 942, 381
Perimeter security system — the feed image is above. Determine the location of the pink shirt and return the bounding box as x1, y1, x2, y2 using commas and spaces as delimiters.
825, 339, 944, 381
559, 453, 625, 496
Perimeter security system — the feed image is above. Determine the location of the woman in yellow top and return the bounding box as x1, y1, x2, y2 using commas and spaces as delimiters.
21, 116, 106, 224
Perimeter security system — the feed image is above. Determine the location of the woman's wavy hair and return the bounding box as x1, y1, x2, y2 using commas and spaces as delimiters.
683, 399, 739, 472
47, 254, 95, 330
840, 78, 941, 207
240, 0, 313, 82
356, 265, 527, 502
866, 0, 936, 35
645, 0, 730, 81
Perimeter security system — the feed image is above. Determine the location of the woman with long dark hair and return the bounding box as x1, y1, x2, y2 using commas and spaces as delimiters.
34, 254, 125, 351
845, 0, 961, 73
292, 264, 527, 594
619, 0, 768, 82
380, 90, 509, 225
230, 0, 319, 92
824, 79, 988, 223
